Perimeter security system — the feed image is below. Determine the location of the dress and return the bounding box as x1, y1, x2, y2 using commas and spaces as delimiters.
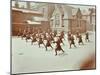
55, 40, 62, 51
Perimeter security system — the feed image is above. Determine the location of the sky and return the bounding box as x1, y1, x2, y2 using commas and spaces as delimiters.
12, 0, 95, 10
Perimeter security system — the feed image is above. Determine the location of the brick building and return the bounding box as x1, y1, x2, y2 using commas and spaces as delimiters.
12, 8, 43, 35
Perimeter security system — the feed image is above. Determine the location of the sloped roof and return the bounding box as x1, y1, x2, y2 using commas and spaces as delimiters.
62, 5, 75, 10
73, 8, 90, 15
12, 8, 43, 16
56, 4, 64, 15
51, 4, 75, 19
26, 20, 41, 25
54, 4, 75, 16
89, 8, 96, 16
48, 4, 55, 18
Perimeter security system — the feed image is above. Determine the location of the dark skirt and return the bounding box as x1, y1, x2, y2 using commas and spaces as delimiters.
71, 40, 75, 44
78, 38, 82, 43
46, 42, 51, 47
32, 38, 37, 42
55, 45, 62, 51
26, 36, 31, 39
68, 37, 71, 41
86, 36, 89, 39
39, 40, 43, 44
22, 34, 26, 37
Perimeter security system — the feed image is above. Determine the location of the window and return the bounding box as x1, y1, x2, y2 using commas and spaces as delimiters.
55, 14, 60, 27
18, 2, 27, 8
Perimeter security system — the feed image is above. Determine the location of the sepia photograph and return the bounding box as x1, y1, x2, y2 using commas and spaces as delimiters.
11, 0, 96, 74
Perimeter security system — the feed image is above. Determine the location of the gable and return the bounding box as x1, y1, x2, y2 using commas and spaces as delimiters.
52, 7, 61, 17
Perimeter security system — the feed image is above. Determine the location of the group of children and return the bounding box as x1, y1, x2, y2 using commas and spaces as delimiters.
67, 31, 90, 49
17, 28, 90, 56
